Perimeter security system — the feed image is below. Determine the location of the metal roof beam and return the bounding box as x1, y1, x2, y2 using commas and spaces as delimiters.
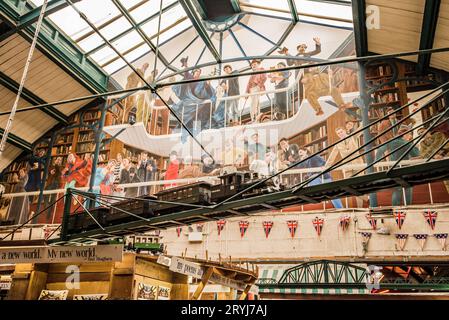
287, 0, 299, 23
351, 0, 368, 57
110, 0, 175, 72
18, 0, 82, 30
417, 0, 441, 74
0, 128, 32, 151
0, 71, 69, 124
0, 0, 109, 93
179, 0, 221, 63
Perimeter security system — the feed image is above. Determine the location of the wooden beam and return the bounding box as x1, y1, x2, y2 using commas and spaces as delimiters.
191, 267, 214, 300
238, 284, 253, 300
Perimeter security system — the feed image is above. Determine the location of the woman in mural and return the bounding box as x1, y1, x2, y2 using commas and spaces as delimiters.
7, 168, 30, 225
172, 57, 216, 142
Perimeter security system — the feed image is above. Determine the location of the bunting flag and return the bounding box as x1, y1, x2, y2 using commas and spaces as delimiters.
393, 210, 406, 229
365, 214, 377, 230
263, 221, 274, 238
287, 220, 298, 238
312, 217, 324, 237
434, 233, 448, 251
239, 221, 249, 238
216, 220, 226, 236
360, 232, 372, 247
339, 215, 351, 232
413, 234, 428, 250
395, 234, 409, 251
176, 227, 182, 237
423, 210, 438, 230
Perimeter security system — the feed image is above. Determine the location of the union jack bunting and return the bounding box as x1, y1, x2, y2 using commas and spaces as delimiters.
176, 227, 182, 237
339, 215, 351, 232
434, 233, 448, 251
413, 234, 428, 250
423, 210, 438, 230
287, 220, 298, 238
263, 221, 274, 238
393, 211, 406, 229
239, 221, 249, 238
395, 234, 409, 251
365, 214, 377, 230
360, 232, 372, 246
217, 220, 226, 236
312, 217, 324, 237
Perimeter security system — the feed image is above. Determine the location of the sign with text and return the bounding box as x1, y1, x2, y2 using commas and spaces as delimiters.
169, 257, 204, 279
0, 245, 123, 264
168, 257, 249, 291
210, 273, 247, 291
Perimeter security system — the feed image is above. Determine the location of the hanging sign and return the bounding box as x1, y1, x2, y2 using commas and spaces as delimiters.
0, 245, 123, 264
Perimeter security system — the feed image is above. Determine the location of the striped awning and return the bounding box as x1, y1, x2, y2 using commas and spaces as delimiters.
259, 287, 370, 295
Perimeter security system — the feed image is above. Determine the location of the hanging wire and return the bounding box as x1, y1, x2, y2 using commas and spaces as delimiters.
0, 0, 49, 155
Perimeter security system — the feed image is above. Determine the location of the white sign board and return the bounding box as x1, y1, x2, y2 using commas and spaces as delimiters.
157, 255, 172, 267
0, 245, 123, 264
169, 257, 249, 291
169, 257, 204, 279
210, 273, 247, 291
0, 281, 11, 290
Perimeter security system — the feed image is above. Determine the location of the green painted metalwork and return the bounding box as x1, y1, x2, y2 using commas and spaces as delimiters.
51, 158, 449, 242
0, 0, 109, 93
179, 0, 221, 62
110, 0, 174, 71
0, 128, 32, 151
417, 0, 441, 74
278, 260, 367, 287
0, 70, 68, 124
18, 0, 82, 30
287, 0, 299, 23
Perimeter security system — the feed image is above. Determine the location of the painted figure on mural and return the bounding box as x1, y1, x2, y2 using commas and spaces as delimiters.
137, 152, 157, 195
7, 168, 30, 225
223, 64, 241, 125
43, 156, 63, 221
212, 80, 227, 128
269, 62, 291, 119
61, 153, 92, 191
163, 150, 180, 188
245, 59, 267, 123
302, 67, 347, 116
178, 155, 201, 179
92, 160, 117, 203
172, 57, 216, 141
279, 37, 321, 77
295, 146, 344, 209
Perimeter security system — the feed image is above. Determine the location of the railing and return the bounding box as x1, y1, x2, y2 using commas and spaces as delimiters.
112, 68, 313, 133
1, 157, 447, 229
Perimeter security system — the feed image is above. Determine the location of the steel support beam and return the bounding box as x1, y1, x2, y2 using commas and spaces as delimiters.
0, 128, 32, 151
179, 0, 221, 63
18, 0, 82, 30
0, 71, 69, 124
110, 0, 174, 70
417, 0, 441, 74
0, 0, 109, 93
352, 0, 368, 57
287, 0, 299, 23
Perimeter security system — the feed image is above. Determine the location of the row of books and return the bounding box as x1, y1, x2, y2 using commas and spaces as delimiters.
52, 145, 72, 155
76, 143, 95, 153
302, 125, 327, 145
367, 65, 393, 78
78, 132, 95, 142
55, 134, 74, 145
370, 92, 399, 104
